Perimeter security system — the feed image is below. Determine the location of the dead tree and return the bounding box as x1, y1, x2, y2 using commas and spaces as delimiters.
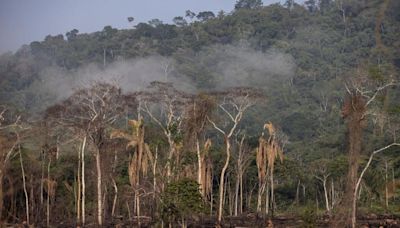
0, 108, 20, 221
233, 134, 252, 215
110, 118, 154, 223
135, 81, 193, 182
207, 87, 262, 223
354, 143, 400, 217
312, 159, 331, 213
184, 94, 215, 199
46, 82, 128, 226
0, 107, 32, 225
338, 67, 398, 228
256, 122, 285, 216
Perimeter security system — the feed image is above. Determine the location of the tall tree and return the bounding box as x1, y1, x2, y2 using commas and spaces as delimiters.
234, 0, 263, 10
46, 83, 128, 226
207, 87, 261, 224
110, 117, 154, 224
338, 67, 398, 227
233, 134, 252, 215
184, 94, 215, 199
136, 82, 192, 182
196, 11, 215, 22
256, 122, 285, 215
0, 108, 22, 222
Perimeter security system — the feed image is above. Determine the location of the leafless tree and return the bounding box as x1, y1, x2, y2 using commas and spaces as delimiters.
206, 87, 262, 224
233, 134, 252, 215
0, 108, 20, 221
312, 159, 331, 212
183, 94, 215, 199
134, 81, 193, 182
338, 66, 398, 228
0, 107, 31, 225
46, 82, 128, 226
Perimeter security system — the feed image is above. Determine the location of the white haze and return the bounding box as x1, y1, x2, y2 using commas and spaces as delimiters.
27, 44, 296, 111
189, 44, 295, 89
32, 56, 193, 101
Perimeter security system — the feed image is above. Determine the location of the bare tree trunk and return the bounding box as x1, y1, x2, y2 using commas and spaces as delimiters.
235, 137, 245, 216
351, 186, 357, 228
210, 175, 214, 215
19, 145, 30, 225
342, 94, 365, 228
40, 151, 44, 205
218, 139, 231, 223
393, 167, 396, 200
102, 191, 106, 222
234, 173, 239, 216
265, 181, 269, 215
257, 181, 265, 213
196, 139, 203, 196
316, 175, 330, 212
77, 144, 81, 224
0, 172, 3, 221
47, 158, 51, 227
323, 178, 329, 212
81, 136, 86, 225
96, 149, 103, 226
166, 138, 174, 182
56, 136, 60, 160
385, 160, 388, 208
331, 179, 335, 209
181, 217, 187, 228
270, 169, 274, 216
111, 178, 118, 217
136, 190, 141, 227
239, 172, 243, 214
223, 176, 227, 214
257, 185, 262, 212
126, 202, 132, 221
153, 146, 158, 201
295, 180, 300, 205
29, 174, 34, 223
228, 180, 233, 216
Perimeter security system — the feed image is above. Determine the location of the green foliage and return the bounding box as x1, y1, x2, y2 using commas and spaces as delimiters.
300, 204, 318, 228
167, 121, 183, 144
235, 0, 263, 10
368, 65, 385, 83
160, 179, 205, 223
1, 0, 400, 224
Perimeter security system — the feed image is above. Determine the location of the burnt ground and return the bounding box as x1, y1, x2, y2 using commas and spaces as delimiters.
4, 214, 400, 227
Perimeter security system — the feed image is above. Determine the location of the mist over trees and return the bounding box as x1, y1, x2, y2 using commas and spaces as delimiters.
1, 0, 400, 227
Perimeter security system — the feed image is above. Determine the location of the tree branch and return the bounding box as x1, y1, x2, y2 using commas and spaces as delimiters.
355, 143, 400, 197
365, 81, 397, 107
206, 115, 225, 135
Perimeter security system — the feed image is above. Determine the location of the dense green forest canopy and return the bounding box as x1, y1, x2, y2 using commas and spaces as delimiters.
0, 0, 400, 227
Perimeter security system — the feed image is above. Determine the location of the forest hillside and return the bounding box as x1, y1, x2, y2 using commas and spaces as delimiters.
0, 0, 399, 227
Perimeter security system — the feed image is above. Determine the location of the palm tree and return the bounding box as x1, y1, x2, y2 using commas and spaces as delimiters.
110, 118, 153, 224
256, 122, 284, 215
